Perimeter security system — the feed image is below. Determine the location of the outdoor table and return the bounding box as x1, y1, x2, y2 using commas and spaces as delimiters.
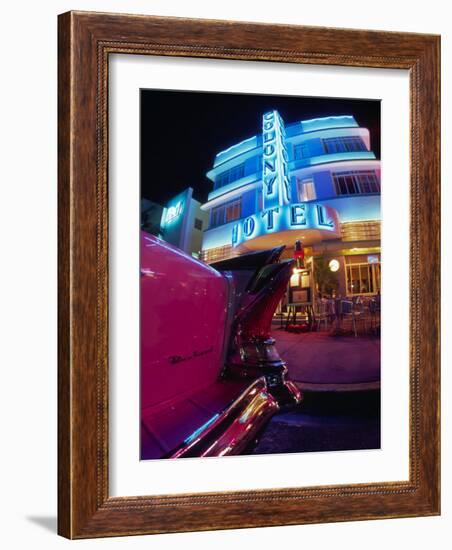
285, 303, 315, 331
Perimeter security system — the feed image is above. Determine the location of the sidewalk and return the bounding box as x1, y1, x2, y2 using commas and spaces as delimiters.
272, 328, 380, 391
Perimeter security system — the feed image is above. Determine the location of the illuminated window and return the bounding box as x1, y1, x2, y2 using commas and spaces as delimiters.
297, 178, 316, 201
210, 198, 242, 228
215, 163, 245, 189
345, 258, 381, 296
293, 142, 310, 160
322, 136, 367, 154
332, 170, 380, 196
225, 199, 241, 223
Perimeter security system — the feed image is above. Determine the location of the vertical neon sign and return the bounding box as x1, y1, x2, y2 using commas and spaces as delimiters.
262, 110, 291, 209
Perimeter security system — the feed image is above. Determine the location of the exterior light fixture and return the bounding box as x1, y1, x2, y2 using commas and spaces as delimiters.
294, 240, 305, 270
329, 259, 340, 272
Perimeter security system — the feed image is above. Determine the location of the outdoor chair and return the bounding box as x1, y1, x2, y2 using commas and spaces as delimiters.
336, 298, 369, 337
336, 299, 356, 336
352, 297, 371, 335
314, 299, 333, 331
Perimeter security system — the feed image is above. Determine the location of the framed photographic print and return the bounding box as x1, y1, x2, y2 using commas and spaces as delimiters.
58, 11, 440, 538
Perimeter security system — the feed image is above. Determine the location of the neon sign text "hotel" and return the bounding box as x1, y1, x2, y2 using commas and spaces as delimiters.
262, 110, 291, 209
231, 203, 339, 247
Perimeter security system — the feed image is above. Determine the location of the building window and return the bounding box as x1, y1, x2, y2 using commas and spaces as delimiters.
194, 218, 203, 231
256, 189, 263, 210
215, 163, 245, 189
332, 170, 380, 196
297, 178, 316, 201
293, 142, 310, 160
211, 207, 223, 227
225, 199, 241, 223
322, 136, 367, 154
210, 198, 242, 228
345, 260, 381, 296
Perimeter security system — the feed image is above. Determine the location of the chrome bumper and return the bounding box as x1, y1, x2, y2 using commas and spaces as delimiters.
168, 377, 279, 458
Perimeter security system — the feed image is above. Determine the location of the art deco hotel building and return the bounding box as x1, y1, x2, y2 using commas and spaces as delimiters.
200, 111, 381, 299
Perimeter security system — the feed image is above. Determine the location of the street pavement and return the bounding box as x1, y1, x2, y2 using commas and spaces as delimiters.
247, 328, 381, 455
250, 390, 381, 455
272, 327, 380, 391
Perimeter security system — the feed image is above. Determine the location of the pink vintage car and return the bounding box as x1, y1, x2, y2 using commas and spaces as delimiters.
140, 232, 301, 459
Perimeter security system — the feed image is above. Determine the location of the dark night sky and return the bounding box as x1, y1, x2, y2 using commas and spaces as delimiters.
141, 90, 380, 205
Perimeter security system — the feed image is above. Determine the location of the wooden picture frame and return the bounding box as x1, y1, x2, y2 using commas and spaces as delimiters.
58, 11, 440, 538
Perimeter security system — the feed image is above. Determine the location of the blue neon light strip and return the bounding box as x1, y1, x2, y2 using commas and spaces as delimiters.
289, 151, 376, 171
214, 136, 257, 167
300, 116, 358, 133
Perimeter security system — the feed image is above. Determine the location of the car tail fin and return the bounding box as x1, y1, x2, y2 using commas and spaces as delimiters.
215, 248, 301, 407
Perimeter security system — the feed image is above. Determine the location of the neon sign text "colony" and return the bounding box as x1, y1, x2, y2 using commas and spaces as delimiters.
262, 110, 291, 209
